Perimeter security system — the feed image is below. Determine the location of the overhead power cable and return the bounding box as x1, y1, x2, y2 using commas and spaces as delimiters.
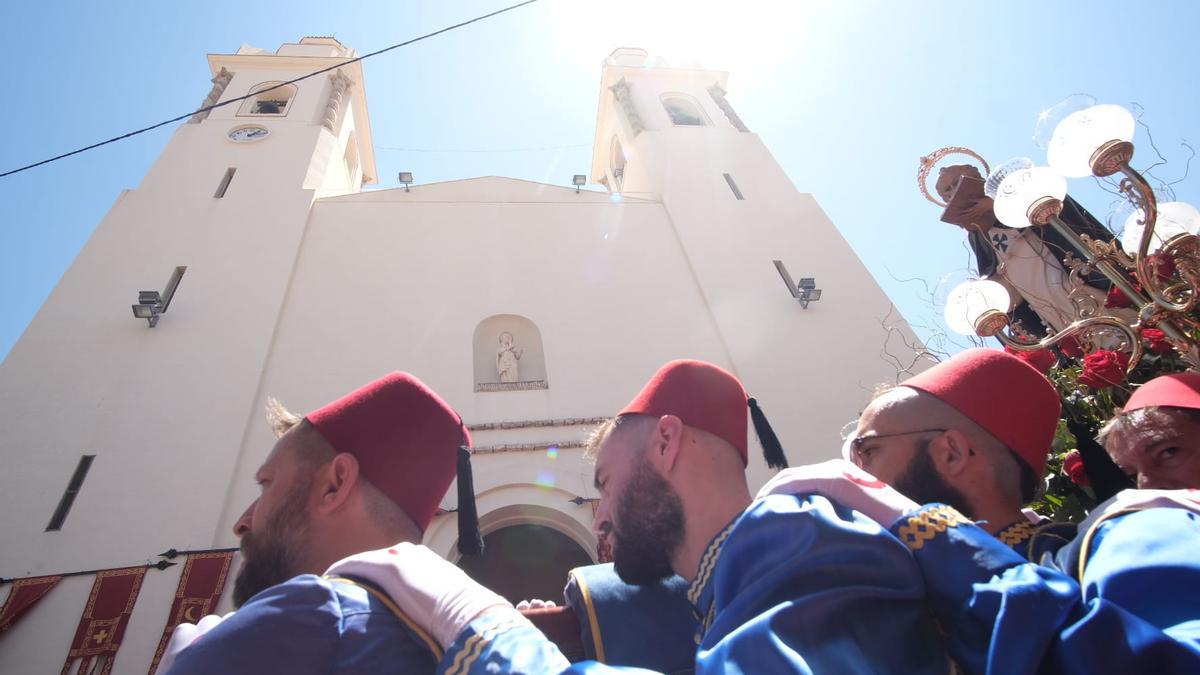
0, 0, 541, 179
375, 143, 590, 154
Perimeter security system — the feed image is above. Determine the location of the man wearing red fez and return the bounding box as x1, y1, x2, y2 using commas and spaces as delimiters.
164, 372, 477, 675
845, 347, 1072, 559
340, 359, 953, 674
754, 461, 1200, 673
738, 353, 1200, 671
1099, 372, 1200, 489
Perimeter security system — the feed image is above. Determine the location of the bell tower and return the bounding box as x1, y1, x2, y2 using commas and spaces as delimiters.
141, 36, 377, 201
0, 38, 376, 596
589, 49, 925, 487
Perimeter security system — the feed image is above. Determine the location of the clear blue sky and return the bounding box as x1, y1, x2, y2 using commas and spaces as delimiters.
2, 0, 1198, 361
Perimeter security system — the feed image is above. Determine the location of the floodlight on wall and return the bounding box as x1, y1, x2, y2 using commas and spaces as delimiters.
572, 174, 587, 193
398, 172, 413, 192
773, 260, 823, 309
131, 266, 187, 327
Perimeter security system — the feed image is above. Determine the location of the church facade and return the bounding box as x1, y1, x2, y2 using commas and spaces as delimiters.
0, 38, 925, 673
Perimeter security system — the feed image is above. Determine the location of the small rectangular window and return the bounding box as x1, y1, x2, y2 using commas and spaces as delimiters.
46, 455, 95, 531
723, 173, 744, 200
214, 168, 237, 198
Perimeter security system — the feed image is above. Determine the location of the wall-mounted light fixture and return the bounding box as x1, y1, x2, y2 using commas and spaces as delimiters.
398, 171, 414, 192
572, 174, 587, 193
131, 266, 187, 327
773, 260, 822, 309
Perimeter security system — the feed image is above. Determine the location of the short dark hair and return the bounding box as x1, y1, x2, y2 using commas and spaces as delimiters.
584, 414, 656, 461
1099, 406, 1200, 449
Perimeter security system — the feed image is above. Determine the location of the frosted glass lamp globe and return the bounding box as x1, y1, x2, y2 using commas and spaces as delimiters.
992, 167, 1068, 229
944, 279, 1011, 336
1047, 104, 1135, 178
985, 157, 1034, 199
1121, 201, 1200, 254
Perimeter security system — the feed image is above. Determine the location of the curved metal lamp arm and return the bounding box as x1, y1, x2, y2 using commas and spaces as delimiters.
1116, 161, 1196, 314
993, 315, 1144, 375
1090, 138, 1196, 315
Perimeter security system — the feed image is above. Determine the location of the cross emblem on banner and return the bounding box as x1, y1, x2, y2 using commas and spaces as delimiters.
92, 629, 110, 644
991, 232, 1010, 253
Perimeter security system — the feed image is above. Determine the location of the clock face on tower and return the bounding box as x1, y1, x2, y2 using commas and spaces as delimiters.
228, 125, 269, 142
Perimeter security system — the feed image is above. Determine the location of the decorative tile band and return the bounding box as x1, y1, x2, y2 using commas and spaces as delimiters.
472, 441, 587, 455
467, 416, 608, 432
475, 380, 549, 393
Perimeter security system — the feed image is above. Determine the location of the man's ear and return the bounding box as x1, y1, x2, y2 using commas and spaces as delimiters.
312, 453, 360, 515
932, 430, 974, 478
653, 415, 685, 472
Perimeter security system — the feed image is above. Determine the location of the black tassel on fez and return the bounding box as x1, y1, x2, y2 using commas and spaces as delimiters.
456, 445, 484, 555
748, 398, 789, 470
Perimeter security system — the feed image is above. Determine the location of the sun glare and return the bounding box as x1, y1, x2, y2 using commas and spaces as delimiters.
548, 1, 813, 89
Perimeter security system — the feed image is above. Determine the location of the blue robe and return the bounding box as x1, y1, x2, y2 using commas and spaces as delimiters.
167, 574, 439, 674
436, 494, 952, 674
563, 564, 697, 672
891, 503, 1200, 674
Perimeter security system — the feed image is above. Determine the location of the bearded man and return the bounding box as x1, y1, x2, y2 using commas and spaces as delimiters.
337, 359, 953, 674
845, 348, 1075, 560
163, 372, 476, 674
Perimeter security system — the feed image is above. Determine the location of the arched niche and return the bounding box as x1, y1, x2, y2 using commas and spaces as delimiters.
238, 81, 298, 116
661, 93, 710, 126
610, 136, 627, 190
473, 314, 548, 392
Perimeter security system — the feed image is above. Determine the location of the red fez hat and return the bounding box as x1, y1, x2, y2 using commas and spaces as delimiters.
306, 372, 477, 549
618, 360, 788, 469
902, 348, 1060, 475
1123, 372, 1200, 413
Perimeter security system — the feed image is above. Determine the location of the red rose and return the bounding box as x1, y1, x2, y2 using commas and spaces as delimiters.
1061, 449, 1090, 486
1058, 335, 1084, 359
1105, 285, 1133, 308
1145, 253, 1177, 282
1004, 345, 1057, 373
1078, 349, 1130, 388
1142, 328, 1173, 354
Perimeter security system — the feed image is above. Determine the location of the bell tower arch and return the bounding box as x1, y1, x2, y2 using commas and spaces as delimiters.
587, 49, 927, 486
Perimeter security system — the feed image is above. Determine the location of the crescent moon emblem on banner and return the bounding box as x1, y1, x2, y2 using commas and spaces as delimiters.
183, 606, 199, 622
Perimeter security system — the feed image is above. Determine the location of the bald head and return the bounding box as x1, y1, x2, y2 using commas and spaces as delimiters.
875, 387, 977, 432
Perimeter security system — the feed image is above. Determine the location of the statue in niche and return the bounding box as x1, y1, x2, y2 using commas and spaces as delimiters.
496, 332, 524, 382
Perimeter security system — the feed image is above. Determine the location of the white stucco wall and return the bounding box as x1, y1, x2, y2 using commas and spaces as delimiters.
0, 44, 926, 674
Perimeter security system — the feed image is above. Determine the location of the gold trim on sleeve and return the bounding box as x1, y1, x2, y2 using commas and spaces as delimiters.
568, 567, 607, 663
997, 521, 1036, 547
897, 506, 969, 551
